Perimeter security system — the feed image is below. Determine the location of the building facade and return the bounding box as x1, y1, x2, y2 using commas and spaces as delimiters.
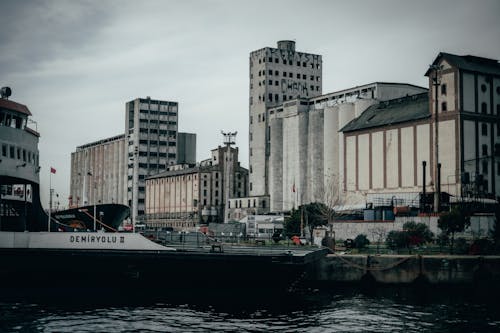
249, 40, 323, 197
177, 132, 196, 165
125, 97, 179, 223
341, 53, 500, 208
144, 145, 248, 229
69, 134, 127, 207
267, 82, 427, 212
70, 97, 196, 226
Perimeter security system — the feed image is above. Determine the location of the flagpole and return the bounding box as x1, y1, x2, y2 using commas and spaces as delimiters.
48, 169, 51, 232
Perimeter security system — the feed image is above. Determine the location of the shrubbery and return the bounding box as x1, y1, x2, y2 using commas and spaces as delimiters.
385, 222, 434, 252
353, 234, 370, 249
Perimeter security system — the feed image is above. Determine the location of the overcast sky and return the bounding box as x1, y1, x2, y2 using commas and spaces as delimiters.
1, 0, 499, 208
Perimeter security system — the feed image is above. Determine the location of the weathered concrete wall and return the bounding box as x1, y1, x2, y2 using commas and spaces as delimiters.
312, 254, 500, 285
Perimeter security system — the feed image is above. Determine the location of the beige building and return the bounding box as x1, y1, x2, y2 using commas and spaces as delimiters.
341, 52, 500, 208
69, 134, 128, 207
144, 145, 248, 229
249, 40, 322, 197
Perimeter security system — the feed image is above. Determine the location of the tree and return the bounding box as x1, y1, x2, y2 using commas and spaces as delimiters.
284, 202, 330, 243
386, 230, 410, 252
354, 234, 370, 249
284, 208, 301, 238
438, 207, 470, 254
403, 221, 434, 246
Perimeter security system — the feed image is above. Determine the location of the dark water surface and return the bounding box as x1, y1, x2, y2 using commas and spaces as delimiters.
1, 287, 499, 332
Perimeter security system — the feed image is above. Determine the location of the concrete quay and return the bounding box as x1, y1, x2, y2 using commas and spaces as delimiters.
310, 254, 500, 286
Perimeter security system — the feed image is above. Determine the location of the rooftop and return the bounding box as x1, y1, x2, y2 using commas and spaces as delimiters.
340, 92, 430, 133
426, 52, 500, 76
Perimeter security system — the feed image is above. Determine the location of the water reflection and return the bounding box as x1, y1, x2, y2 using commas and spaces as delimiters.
1, 287, 499, 333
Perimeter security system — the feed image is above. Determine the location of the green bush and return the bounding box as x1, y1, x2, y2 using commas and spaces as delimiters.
354, 234, 370, 249
386, 230, 409, 250
454, 237, 469, 254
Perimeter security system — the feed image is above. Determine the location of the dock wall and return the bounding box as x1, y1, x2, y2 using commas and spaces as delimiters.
311, 254, 500, 285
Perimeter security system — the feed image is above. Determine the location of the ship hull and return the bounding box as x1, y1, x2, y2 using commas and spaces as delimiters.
52, 204, 130, 232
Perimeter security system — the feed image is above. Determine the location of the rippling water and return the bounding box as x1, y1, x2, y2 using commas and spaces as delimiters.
1, 287, 499, 332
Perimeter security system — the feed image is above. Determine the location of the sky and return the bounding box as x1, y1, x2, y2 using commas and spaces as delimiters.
1, 0, 499, 208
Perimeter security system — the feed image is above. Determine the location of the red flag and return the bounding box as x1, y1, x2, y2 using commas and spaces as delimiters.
50, 167, 56, 174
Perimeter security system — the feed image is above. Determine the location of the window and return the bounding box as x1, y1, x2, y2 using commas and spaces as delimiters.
268, 70, 272, 75
302, 62, 306, 67
302, 74, 306, 79
441, 84, 447, 95
482, 144, 488, 156
283, 60, 287, 65
481, 84, 487, 93
274, 58, 278, 63
497, 104, 500, 115
482, 102, 488, 114
268, 93, 272, 101
296, 61, 300, 66
268, 57, 272, 62
288, 72, 293, 78
274, 94, 278, 101
441, 102, 447, 112
283, 95, 287, 101
482, 160, 488, 173
215, 181, 219, 187
268, 80, 272, 85
296, 74, 300, 79
482, 123, 488, 136
274, 70, 278, 76
250, 148, 252, 156
275, 81, 278, 86
1, 144, 6, 157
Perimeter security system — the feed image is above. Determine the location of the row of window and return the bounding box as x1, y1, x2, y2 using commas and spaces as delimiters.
1, 143, 38, 166
258, 70, 320, 78
139, 119, 177, 126
257, 57, 321, 69
138, 128, 177, 135
139, 109, 177, 116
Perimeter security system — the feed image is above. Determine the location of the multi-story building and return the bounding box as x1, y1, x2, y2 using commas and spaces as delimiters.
341, 52, 500, 208
144, 145, 248, 229
177, 132, 196, 164
69, 134, 127, 207
125, 97, 180, 223
70, 97, 196, 226
267, 82, 427, 212
249, 40, 322, 197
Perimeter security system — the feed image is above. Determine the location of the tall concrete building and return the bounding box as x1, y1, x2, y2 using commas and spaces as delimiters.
268, 82, 427, 212
125, 97, 179, 224
69, 134, 127, 207
249, 40, 322, 197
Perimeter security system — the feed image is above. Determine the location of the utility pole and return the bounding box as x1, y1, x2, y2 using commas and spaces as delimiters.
430, 64, 442, 213
221, 131, 237, 223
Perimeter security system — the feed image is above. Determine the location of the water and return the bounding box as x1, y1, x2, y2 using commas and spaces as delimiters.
1, 287, 499, 332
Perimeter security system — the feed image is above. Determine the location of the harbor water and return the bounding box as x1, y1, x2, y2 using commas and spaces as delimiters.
1, 287, 499, 332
